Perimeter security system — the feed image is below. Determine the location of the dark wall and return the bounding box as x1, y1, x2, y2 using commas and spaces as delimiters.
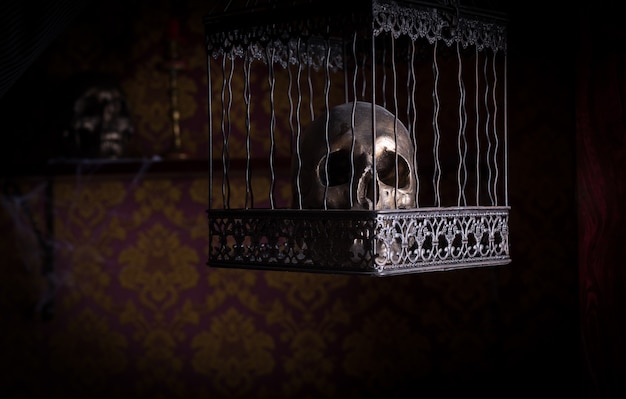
576, 2, 626, 397
506, 0, 580, 391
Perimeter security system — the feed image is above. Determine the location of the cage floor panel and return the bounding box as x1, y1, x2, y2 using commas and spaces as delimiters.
208, 206, 509, 276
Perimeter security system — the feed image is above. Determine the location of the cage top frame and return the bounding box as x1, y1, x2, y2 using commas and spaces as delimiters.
204, 0, 508, 59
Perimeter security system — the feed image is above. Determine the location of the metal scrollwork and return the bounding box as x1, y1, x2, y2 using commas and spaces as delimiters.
372, 0, 507, 52
206, 0, 506, 70
374, 208, 509, 274
209, 208, 509, 276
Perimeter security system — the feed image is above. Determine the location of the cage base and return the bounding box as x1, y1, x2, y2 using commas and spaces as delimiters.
208, 207, 510, 276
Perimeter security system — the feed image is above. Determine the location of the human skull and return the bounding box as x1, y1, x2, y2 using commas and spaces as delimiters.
292, 101, 416, 210
63, 82, 134, 158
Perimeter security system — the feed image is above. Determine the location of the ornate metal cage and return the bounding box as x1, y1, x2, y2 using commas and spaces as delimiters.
204, 0, 510, 276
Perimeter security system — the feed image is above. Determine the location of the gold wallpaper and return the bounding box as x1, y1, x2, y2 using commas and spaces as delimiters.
1, 172, 517, 398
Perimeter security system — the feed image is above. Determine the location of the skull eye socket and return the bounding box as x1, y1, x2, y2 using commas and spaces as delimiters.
77, 97, 103, 117
377, 149, 411, 189
318, 149, 352, 187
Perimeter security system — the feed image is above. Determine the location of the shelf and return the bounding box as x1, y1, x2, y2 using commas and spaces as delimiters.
2, 157, 210, 178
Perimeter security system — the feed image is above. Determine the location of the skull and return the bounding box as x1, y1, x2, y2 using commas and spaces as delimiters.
62, 80, 134, 158
292, 101, 416, 210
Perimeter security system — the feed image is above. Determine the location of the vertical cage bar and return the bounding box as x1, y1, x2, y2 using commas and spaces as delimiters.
432, 40, 441, 208
475, 46, 480, 206
294, 39, 304, 210
322, 41, 331, 210
220, 54, 230, 209
267, 47, 276, 209
457, 41, 468, 207
349, 32, 359, 209
370, 27, 378, 209
391, 35, 399, 208
409, 39, 419, 208
504, 50, 509, 207
207, 51, 213, 211
483, 52, 493, 206
491, 52, 499, 206
243, 53, 253, 209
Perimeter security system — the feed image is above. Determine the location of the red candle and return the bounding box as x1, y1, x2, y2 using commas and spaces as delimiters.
168, 18, 180, 41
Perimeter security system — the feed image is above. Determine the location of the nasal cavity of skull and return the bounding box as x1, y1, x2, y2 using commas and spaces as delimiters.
377, 149, 410, 188
317, 149, 410, 188
317, 149, 352, 187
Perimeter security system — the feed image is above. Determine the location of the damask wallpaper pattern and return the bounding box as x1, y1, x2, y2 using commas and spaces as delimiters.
2, 172, 510, 398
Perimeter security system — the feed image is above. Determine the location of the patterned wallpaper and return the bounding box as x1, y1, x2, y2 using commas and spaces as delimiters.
0, 1, 580, 398
1, 172, 516, 398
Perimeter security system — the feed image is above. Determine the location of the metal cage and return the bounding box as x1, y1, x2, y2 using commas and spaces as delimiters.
204, 0, 510, 276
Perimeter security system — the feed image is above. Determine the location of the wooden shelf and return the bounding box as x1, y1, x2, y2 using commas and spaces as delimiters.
2, 156, 293, 179
2, 157, 209, 178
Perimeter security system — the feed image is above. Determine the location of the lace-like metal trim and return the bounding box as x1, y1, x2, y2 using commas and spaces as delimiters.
205, 0, 506, 68
373, 1, 506, 51
374, 207, 509, 275
208, 207, 510, 276
207, 35, 345, 70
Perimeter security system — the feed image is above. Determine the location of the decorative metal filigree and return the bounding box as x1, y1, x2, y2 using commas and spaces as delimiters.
372, 1, 506, 51
209, 207, 509, 276
205, 0, 506, 70
373, 207, 509, 275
